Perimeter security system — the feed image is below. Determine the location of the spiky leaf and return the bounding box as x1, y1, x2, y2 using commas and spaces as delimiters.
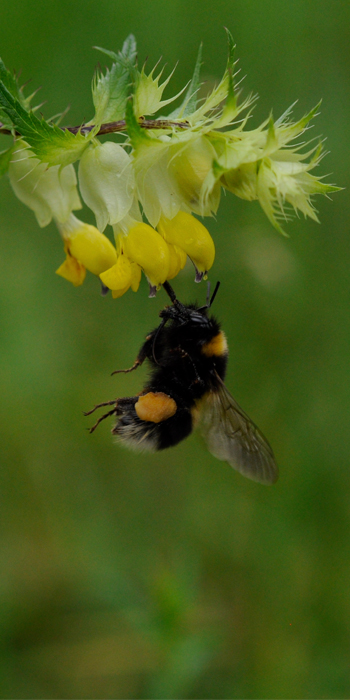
224, 27, 236, 73
91, 34, 137, 124
134, 63, 185, 117
169, 44, 203, 119
0, 81, 93, 166
189, 31, 237, 125
0, 58, 38, 128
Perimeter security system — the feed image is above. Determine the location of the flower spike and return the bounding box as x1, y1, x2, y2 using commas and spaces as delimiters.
0, 32, 341, 299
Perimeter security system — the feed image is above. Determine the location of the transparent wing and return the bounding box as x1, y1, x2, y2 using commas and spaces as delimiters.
200, 376, 278, 484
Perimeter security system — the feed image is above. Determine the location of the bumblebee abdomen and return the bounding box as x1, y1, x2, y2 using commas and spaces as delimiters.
113, 390, 193, 452
156, 405, 193, 449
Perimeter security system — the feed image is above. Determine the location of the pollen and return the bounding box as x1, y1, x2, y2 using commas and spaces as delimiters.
135, 392, 177, 423
201, 331, 228, 357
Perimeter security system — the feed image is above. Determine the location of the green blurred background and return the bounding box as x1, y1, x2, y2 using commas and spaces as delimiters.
1, 1, 349, 697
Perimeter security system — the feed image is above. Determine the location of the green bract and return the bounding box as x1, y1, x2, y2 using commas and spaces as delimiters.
8, 142, 82, 226
78, 141, 135, 231
91, 35, 137, 125
0, 31, 341, 298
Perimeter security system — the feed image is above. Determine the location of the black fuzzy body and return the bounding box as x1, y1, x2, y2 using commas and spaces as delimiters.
113, 302, 229, 451
86, 285, 278, 485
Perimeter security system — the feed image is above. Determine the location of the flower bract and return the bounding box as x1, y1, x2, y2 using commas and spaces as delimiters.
78, 141, 135, 232
8, 142, 81, 226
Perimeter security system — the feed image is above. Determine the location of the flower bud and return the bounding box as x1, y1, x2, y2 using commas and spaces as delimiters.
58, 214, 117, 276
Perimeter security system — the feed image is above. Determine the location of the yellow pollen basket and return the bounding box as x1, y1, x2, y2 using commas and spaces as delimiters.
135, 392, 177, 423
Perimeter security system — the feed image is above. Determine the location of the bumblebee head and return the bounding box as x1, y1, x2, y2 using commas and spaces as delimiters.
158, 301, 208, 326
161, 281, 220, 319
160, 281, 220, 328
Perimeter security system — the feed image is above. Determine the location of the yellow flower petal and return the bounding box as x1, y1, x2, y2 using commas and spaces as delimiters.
56, 254, 86, 287
166, 243, 187, 280
122, 223, 170, 286
112, 284, 131, 299
157, 211, 215, 273
100, 255, 132, 291
68, 223, 117, 276
130, 262, 142, 292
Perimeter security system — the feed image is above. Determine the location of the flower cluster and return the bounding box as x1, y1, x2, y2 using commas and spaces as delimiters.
0, 33, 339, 298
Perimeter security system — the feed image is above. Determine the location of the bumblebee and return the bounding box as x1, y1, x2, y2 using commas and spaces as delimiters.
86, 282, 278, 484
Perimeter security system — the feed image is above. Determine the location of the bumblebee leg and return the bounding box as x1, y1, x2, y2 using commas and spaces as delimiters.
111, 360, 142, 376
111, 328, 160, 375
115, 396, 138, 413
84, 399, 117, 416
88, 408, 117, 434
171, 346, 202, 382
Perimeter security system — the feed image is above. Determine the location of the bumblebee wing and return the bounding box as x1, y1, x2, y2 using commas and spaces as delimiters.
200, 375, 278, 484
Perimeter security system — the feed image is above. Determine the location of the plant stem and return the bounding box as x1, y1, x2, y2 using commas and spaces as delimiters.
0, 118, 190, 137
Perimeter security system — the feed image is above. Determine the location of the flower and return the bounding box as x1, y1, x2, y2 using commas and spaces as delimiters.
99, 211, 215, 298
157, 211, 215, 281
130, 129, 221, 229
204, 109, 340, 233
56, 214, 117, 286
99, 253, 141, 299
1, 34, 340, 301
56, 248, 87, 287
8, 142, 117, 287
101, 219, 171, 297
166, 243, 187, 281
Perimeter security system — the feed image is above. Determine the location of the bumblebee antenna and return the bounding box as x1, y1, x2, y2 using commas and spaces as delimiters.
209, 281, 220, 307
198, 281, 221, 311
205, 281, 211, 307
